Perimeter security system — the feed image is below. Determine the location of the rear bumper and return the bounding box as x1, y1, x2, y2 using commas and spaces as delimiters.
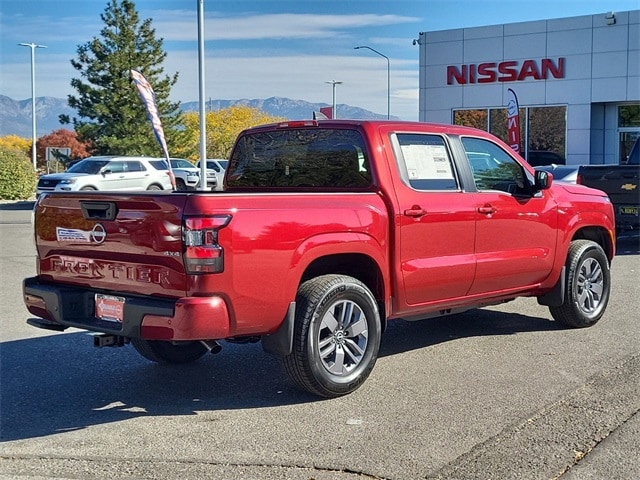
22, 276, 231, 341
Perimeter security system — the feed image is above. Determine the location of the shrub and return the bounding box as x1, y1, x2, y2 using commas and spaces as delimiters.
0, 146, 38, 200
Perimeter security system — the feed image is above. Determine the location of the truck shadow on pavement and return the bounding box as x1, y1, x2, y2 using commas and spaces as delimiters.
1, 309, 561, 442
616, 231, 640, 255
379, 308, 562, 358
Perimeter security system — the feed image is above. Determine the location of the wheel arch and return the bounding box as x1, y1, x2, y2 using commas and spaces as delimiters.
572, 226, 615, 262
301, 252, 386, 317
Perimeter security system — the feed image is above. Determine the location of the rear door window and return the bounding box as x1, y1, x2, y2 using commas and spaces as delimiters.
126, 161, 145, 172
394, 134, 459, 190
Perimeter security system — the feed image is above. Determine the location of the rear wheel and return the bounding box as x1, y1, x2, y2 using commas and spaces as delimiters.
131, 339, 208, 364
283, 274, 381, 398
146, 184, 162, 191
549, 240, 611, 328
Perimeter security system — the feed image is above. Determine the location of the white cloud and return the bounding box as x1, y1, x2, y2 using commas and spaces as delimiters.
2, 10, 420, 121
152, 12, 420, 41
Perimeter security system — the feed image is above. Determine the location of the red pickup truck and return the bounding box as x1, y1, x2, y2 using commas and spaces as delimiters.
24, 120, 616, 398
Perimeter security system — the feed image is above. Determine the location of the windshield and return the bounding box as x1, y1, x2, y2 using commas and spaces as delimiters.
66, 159, 110, 174
171, 159, 193, 169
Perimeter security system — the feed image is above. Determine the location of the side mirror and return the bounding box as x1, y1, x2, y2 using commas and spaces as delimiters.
534, 170, 552, 190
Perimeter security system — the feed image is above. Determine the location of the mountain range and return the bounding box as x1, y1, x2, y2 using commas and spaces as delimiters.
0, 95, 392, 138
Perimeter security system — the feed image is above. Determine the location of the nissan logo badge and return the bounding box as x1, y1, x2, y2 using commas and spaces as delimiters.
90, 224, 107, 244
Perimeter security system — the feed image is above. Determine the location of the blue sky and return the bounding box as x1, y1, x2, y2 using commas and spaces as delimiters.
1, 0, 639, 120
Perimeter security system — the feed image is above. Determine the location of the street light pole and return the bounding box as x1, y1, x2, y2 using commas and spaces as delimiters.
19, 42, 47, 171
197, 0, 207, 190
325, 80, 343, 119
354, 46, 390, 120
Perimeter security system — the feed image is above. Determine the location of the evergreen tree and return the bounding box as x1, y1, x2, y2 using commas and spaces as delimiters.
60, 0, 183, 156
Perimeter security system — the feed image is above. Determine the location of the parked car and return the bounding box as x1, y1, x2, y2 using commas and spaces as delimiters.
169, 158, 200, 191
36, 156, 174, 197
535, 164, 580, 183
195, 159, 227, 191
209, 159, 228, 170
527, 150, 566, 167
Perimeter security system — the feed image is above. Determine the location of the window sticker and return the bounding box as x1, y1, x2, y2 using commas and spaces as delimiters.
401, 144, 454, 180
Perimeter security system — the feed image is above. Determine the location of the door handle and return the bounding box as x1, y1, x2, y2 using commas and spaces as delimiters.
404, 205, 427, 217
478, 204, 497, 215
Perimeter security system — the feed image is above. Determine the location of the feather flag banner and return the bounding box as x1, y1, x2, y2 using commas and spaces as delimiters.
506, 88, 522, 154
130, 69, 171, 161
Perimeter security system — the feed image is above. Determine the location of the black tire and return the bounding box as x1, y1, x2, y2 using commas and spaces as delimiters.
146, 184, 162, 191
131, 339, 208, 364
175, 178, 187, 191
283, 274, 382, 398
549, 240, 611, 328
80, 186, 96, 191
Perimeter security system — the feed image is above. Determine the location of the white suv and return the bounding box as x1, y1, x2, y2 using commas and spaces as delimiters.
36, 156, 174, 197
169, 158, 200, 191
195, 159, 227, 191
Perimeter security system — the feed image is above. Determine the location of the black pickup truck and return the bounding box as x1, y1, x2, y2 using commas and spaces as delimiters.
578, 139, 640, 233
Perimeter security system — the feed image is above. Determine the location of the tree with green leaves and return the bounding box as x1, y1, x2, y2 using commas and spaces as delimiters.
176, 106, 286, 161
60, 0, 184, 156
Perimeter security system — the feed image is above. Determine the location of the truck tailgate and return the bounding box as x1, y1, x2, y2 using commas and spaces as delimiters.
579, 165, 639, 205
34, 192, 189, 297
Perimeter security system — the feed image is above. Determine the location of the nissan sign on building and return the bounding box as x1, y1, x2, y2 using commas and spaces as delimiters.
417, 10, 639, 166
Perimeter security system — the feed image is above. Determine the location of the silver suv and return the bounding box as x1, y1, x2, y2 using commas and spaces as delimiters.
37, 156, 174, 197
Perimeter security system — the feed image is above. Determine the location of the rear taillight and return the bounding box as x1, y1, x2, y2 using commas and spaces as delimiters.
183, 215, 231, 273
576, 173, 584, 185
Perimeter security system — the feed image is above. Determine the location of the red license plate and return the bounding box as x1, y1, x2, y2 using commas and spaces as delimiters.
95, 294, 125, 322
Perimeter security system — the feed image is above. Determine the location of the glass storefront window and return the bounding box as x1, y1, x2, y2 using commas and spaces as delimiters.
527, 106, 566, 164
453, 110, 487, 130
619, 105, 640, 127
489, 108, 525, 151
453, 105, 566, 166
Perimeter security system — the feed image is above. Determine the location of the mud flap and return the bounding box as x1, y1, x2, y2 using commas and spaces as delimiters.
262, 302, 295, 356
537, 266, 566, 307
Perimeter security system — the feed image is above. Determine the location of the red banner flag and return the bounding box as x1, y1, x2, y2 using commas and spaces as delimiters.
506, 88, 521, 154
320, 106, 333, 119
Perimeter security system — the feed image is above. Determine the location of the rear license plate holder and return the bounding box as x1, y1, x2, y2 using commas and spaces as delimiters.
619, 206, 639, 216
95, 294, 125, 323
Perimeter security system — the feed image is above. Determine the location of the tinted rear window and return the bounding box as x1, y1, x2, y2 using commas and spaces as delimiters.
226, 128, 372, 190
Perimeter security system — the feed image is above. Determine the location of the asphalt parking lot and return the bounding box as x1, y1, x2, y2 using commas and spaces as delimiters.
1, 201, 639, 480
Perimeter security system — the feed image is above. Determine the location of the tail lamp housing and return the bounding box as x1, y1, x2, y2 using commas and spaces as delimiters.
183, 215, 231, 273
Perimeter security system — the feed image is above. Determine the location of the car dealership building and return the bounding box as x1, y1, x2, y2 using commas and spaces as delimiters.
417, 10, 639, 165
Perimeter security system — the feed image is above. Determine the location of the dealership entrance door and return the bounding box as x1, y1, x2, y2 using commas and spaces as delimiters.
619, 130, 639, 164
618, 105, 640, 164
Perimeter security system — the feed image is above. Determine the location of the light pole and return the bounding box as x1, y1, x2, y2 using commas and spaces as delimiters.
197, 0, 207, 190
354, 45, 390, 120
325, 80, 342, 119
19, 42, 47, 171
